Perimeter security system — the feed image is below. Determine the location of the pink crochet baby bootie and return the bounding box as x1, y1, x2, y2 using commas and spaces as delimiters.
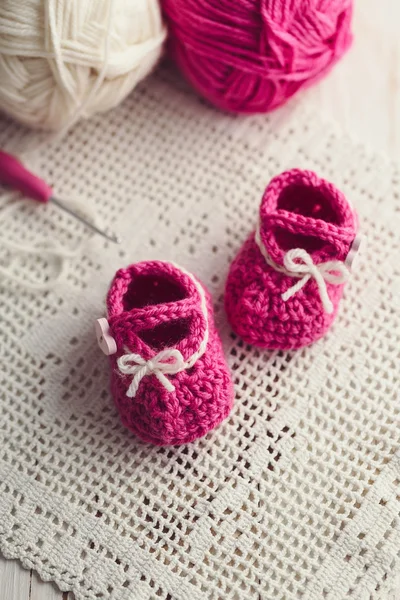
225, 169, 359, 349
97, 261, 233, 445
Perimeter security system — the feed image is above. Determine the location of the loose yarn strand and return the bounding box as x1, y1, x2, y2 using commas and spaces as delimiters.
0, 197, 100, 291
47, 0, 75, 102
46, 0, 115, 140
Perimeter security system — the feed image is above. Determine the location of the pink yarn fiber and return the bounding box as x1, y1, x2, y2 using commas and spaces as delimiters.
106, 261, 233, 446
225, 169, 358, 349
162, 0, 353, 113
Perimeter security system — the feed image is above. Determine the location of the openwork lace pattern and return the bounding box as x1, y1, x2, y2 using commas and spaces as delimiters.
0, 69, 399, 600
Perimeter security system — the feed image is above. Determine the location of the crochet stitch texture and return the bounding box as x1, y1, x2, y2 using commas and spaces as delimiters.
225, 169, 358, 349
1, 70, 398, 600
106, 261, 233, 445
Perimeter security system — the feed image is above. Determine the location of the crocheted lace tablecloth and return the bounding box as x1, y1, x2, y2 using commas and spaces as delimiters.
0, 68, 399, 600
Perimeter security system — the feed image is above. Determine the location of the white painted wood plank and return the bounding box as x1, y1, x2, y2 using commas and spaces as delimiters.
310, 0, 400, 158
0, 555, 31, 600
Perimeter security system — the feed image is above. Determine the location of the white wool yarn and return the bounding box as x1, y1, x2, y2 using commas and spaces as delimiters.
0, 0, 166, 131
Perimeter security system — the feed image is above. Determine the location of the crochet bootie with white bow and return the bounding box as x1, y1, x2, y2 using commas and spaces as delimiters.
225, 169, 360, 349
96, 261, 233, 445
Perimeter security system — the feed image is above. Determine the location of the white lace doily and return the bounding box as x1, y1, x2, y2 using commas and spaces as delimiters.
0, 68, 399, 600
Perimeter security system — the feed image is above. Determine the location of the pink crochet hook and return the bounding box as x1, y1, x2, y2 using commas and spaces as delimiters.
0, 150, 119, 244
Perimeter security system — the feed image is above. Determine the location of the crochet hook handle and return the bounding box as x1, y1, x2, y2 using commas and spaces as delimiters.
0, 150, 119, 244
0, 150, 52, 202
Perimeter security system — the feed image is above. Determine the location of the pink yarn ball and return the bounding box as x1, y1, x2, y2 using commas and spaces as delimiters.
162, 0, 353, 113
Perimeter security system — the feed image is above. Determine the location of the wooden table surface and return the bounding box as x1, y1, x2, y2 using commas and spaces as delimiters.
1, 1, 399, 598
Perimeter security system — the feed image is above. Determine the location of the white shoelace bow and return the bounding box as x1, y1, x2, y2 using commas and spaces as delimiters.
118, 349, 186, 398
281, 248, 349, 313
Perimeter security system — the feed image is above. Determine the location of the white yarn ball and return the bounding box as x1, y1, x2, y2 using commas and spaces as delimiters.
0, 0, 166, 131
